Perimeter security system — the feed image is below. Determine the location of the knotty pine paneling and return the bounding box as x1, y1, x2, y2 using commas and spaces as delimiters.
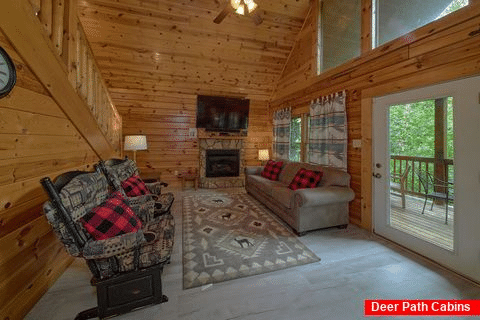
0, 32, 102, 320
78, 0, 305, 181
118, 89, 272, 188
271, 2, 480, 228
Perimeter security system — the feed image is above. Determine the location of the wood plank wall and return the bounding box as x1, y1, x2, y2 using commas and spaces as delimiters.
270, 1, 480, 227
76, 0, 306, 187
116, 91, 272, 187
0, 32, 102, 320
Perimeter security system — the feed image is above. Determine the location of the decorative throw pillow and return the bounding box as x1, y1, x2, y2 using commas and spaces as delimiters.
121, 175, 151, 197
80, 192, 142, 240
261, 160, 284, 181
288, 168, 323, 190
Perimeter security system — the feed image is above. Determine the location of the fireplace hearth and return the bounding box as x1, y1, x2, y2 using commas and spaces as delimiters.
206, 149, 240, 178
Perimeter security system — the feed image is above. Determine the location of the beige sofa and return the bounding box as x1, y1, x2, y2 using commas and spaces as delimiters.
245, 161, 355, 235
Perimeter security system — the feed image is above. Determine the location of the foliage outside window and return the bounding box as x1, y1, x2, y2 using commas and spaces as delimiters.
373, 0, 468, 48
289, 117, 302, 162
317, 0, 361, 74
389, 97, 454, 185
389, 98, 454, 159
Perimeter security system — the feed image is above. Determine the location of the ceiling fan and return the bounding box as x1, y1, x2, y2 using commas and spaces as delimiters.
214, 0, 263, 25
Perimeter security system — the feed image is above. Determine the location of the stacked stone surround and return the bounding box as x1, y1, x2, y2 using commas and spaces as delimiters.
199, 137, 246, 189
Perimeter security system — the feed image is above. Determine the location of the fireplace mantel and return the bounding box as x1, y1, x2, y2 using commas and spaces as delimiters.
197, 128, 247, 140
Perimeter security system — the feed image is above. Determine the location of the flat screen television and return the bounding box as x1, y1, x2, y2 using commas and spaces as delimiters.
196, 95, 249, 132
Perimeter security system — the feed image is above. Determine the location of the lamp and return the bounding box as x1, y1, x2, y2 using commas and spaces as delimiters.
231, 0, 258, 15
258, 149, 269, 165
124, 135, 147, 162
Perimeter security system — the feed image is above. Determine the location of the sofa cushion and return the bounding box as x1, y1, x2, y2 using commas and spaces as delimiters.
121, 175, 151, 197
247, 174, 280, 197
288, 168, 323, 190
317, 167, 350, 187
278, 161, 350, 187
80, 192, 142, 240
261, 160, 284, 181
279, 162, 322, 185
270, 185, 294, 209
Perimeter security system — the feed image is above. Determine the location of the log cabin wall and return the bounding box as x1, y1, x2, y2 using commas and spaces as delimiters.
0, 32, 100, 320
77, 0, 311, 187
116, 93, 272, 187
271, 1, 480, 228
0, 0, 123, 318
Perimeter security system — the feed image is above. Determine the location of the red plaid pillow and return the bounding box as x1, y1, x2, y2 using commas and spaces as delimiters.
121, 175, 151, 197
288, 168, 323, 190
80, 192, 142, 240
261, 160, 284, 181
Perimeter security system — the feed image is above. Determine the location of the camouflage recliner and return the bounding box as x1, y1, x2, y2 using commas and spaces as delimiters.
41, 170, 174, 319
97, 157, 174, 218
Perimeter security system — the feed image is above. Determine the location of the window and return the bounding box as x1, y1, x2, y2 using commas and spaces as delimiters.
389, 97, 454, 182
373, 0, 468, 48
289, 117, 302, 162
317, 0, 361, 74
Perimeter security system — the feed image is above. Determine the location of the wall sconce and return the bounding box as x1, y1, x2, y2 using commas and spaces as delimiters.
124, 135, 147, 162
258, 149, 269, 165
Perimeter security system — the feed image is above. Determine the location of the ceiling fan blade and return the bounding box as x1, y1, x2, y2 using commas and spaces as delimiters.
214, 4, 233, 24
252, 12, 263, 25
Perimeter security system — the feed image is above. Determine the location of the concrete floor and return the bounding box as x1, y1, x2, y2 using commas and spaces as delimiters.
26, 189, 480, 320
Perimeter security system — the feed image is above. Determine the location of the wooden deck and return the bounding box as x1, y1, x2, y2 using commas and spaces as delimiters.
389, 193, 454, 251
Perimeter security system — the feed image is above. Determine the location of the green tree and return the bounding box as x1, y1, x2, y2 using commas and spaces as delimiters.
289, 117, 302, 162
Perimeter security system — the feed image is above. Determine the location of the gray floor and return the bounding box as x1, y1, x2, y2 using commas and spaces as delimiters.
26, 189, 480, 320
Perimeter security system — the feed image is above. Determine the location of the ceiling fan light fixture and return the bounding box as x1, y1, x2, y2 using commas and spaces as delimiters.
236, 5, 245, 15
244, 0, 258, 12
230, 0, 241, 10
230, 0, 257, 15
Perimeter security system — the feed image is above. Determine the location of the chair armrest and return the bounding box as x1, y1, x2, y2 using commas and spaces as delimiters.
82, 230, 146, 259
144, 181, 167, 195
246, 166, 263, 176
153, 193, 174, 216
124, 196, 155, 223
294, 187, 355, 208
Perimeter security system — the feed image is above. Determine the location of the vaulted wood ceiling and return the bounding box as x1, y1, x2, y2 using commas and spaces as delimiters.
78, 0, 311, 101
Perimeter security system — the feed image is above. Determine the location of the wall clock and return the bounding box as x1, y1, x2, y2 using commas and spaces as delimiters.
0, 46, 16, 99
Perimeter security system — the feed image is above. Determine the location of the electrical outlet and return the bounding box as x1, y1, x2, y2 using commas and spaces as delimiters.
352, 139, 362, 148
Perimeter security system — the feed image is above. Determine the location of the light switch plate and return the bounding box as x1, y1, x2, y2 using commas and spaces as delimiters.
352, 139, 362, 148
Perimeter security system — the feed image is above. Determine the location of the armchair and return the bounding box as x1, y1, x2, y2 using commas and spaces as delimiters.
97, 157, 174, 217
40, 170, 174, 319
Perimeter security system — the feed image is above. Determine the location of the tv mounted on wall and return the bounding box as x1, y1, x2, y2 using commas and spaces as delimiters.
196, 95, 250, 132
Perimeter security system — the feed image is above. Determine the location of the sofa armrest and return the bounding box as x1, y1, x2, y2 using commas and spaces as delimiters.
82, 230, 146, 259
294, 186, 355, 208
245, 166, 263, 176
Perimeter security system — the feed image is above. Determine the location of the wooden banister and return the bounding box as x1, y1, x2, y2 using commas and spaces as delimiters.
0, 0, 122, 158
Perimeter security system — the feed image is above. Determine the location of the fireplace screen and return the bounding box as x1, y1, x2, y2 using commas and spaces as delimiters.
206, 149, 240, 178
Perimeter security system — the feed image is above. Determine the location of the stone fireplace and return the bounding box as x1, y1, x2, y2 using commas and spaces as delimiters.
199, 132, 246, 188
206, 149, 240, 178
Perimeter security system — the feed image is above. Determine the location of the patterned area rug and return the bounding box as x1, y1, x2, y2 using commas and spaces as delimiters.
182, 192, 320, 289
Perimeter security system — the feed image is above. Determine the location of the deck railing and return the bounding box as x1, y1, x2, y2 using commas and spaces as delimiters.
27, 0, 122, 150
390, 155, 454, 195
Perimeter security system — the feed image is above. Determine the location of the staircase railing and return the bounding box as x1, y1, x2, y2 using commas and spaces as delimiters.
27, 0, 121, 150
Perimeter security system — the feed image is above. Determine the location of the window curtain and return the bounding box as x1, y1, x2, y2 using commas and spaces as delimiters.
308, 91, 348, 170
273, 107, 291, 160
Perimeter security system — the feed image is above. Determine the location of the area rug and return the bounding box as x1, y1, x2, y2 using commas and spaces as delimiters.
182, 192, 320, 289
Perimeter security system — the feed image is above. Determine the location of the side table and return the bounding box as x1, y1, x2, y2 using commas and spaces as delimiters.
179, 172, 198, 191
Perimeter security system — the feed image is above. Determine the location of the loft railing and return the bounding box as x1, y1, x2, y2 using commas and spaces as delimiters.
27, 0, 121, 150
390, 155, 454, 196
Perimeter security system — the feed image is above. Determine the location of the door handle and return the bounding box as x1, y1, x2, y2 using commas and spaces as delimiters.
373, 173, 382, 179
